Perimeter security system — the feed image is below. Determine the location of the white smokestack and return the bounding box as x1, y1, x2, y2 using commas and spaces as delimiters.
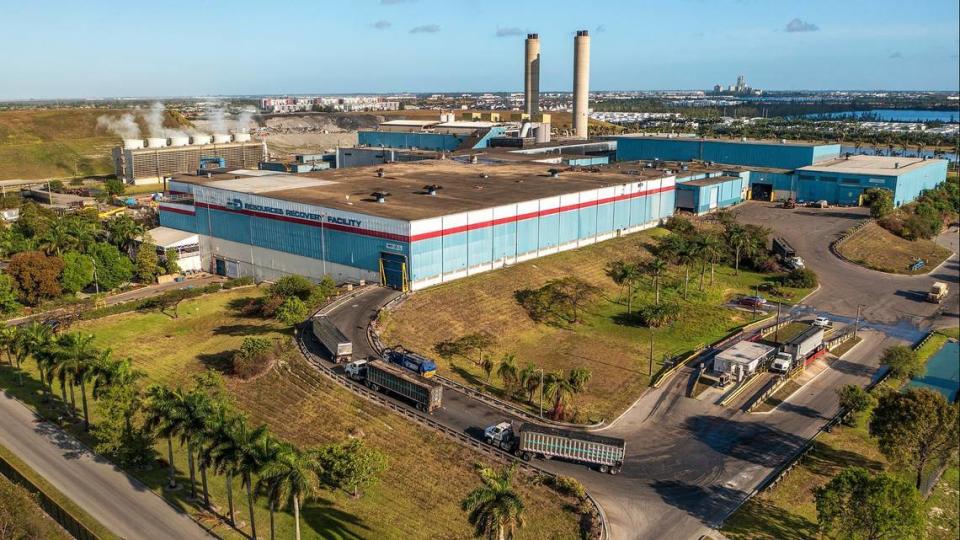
524, 33, 540, 116
573, 30, 590, 139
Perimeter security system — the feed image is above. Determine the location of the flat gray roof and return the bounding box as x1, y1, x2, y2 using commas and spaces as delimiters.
797, 155, 946, 176
680, 175, 742, 187
172, 160, 678, 221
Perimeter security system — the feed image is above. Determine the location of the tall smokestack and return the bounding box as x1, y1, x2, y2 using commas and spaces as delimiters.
524, 33, 540, 116
573, 30, 590, 139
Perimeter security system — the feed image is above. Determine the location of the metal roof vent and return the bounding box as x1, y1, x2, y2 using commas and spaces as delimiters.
894, 162, 900, 169
424, 184, 442, 196
376, 167, 385, 178
548, 168, 561, 178
470, 155, 479, 164
480, 172, 489, 179
372, 191, 390, 203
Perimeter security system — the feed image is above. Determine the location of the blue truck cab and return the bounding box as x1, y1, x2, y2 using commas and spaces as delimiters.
386, 347, 437, 378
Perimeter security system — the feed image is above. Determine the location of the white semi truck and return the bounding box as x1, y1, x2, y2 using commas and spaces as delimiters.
483, 422, 626, 474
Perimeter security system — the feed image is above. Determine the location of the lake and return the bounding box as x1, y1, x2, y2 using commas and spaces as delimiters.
908, 340, 959, 402
840, 145, 958, 162
807, 109, 959, 123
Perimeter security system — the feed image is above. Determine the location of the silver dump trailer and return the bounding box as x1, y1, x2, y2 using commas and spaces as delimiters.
485, 422, 626, 474
312, 316, 352, 362
364, 359, 443, 413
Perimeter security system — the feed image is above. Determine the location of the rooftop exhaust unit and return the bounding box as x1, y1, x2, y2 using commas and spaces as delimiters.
423, 184, 442, 196
372, 191, 390, 204
548, 168, 561, 178
376, 167, 385, 178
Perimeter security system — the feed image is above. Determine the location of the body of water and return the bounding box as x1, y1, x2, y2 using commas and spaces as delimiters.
840, 145, 958, 162
908, 340, 959, 402
807, 109, 959, 123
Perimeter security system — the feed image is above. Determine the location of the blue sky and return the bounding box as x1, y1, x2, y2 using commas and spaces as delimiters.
1, 0, 958, 99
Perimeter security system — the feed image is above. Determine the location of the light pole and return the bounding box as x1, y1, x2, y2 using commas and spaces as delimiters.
853, 304, 864, 339
774, 301, 782, 343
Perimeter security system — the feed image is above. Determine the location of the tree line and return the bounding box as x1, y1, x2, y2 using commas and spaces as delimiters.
0, 203, 179, 315
0, 321, 387, 540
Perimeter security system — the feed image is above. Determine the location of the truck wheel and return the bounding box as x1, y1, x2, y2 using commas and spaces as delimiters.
416, 403, 424, 412
484, 437, 493, 445
521, 452, 532, 462
599, 465, 609, 474
370, 383, 380, 392
610, 467, 620, 476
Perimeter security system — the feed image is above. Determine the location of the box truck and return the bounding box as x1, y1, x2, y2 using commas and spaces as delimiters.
311, 316, 352, 362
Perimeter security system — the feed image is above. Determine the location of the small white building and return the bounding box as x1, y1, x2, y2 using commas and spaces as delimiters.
713, 341, 775, 380
142, 226, 202, 273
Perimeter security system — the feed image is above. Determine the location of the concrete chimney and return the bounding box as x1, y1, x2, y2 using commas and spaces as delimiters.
573, 30, 590, 139
524, 33, 541, 116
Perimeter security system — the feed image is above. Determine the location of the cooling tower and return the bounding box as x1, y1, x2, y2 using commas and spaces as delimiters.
573, 30, 590, 139
524, 33, 540, 116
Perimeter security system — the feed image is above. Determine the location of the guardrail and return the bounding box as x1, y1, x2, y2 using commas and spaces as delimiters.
718, 371, 766, 407
0, 453, 101, 540
294, 327, 607, 540
651, 345, 705, 389
829, 219, 872, 261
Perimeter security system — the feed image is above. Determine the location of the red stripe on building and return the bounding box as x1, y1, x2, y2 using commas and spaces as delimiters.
159, 205, 195, 216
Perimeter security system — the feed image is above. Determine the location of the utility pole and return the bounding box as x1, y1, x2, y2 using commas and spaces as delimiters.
775, 301, 782, 343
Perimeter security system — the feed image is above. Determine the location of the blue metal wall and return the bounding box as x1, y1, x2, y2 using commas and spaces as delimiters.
408, 189, 674, 283
358, 131, 464, 151
893, 160, 948, 206
748, 171, 794, 192
615, 138, 840, 169
676, 177, 745, 214
160, 206, 409, 274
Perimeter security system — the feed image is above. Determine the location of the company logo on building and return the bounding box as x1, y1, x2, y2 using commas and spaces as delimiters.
226, 198, 361, 228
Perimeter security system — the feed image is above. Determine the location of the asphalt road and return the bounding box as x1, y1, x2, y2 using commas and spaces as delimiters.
0, 391, 210, 540
316, 202, 959, 540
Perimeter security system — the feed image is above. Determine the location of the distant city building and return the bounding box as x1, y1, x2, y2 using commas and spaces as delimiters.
259, 96, 400, 114
710, 75, 760, 96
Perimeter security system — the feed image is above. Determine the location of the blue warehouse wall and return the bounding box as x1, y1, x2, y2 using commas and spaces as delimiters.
795, 173, 896, 205
615, 138, 840, 169
358, 131, 463, 151
408, 189, 675, 284
893, 160, 948, 206
676, 177, 744, 215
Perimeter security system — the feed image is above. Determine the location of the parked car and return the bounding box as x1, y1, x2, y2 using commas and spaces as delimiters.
785, 256, 805, 270
812, 316, 831, 328
739, 296, 767, 308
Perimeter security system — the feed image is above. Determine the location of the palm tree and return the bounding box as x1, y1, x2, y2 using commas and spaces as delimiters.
16, 322, 52, 388
105, 214, 146, 254
214, 417, 271, 538
206, 403, 240, 526
254, 435, 285, 540
606, 260, 643, 312
496, 354, 518, 395
517, 363, 540, 405
644, 258, 668, 306
461, 463, 525, 540
89, 352, 143, 401
54, 332, 99, 431
144, 385, 181, 490
0, 325, 16, 367
543, 368, 591, 421
257, 444, 324, 540
699, 232, 723, 287
726, 225, 749, 275
673, 238, 698, 300
165, 387, 213, 502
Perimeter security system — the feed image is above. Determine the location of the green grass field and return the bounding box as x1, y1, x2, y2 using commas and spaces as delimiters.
381, 229, 810, 422
837, 222, 952, 275
0, 288, 581, 540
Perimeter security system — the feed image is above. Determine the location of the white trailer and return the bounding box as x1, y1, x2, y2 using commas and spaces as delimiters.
312, 316, 352, 362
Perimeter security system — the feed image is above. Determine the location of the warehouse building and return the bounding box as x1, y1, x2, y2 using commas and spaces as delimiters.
794, 155, 948, 206
615, 136, 840, 170
675, 173, 748, 215
158, 160, 677, 290
112, 135, 266, 185
358, 119, 509, 152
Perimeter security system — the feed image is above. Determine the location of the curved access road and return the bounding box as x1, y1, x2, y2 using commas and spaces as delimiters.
0, 391, 211, 540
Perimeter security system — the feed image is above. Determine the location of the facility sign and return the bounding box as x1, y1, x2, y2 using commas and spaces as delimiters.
229, 198, 362, 228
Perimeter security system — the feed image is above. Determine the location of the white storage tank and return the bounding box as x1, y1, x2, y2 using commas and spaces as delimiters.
123, 138, 145, 150
212, 133, 232, 144
232, 132, 251, 143
192, 134, 212, 145
169, 136, 190, 147
146, 137, 168, 148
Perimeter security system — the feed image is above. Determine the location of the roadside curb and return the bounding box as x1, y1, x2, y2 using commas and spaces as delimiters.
830, 220, 956, 277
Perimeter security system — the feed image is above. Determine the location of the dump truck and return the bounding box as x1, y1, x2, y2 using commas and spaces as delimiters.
483, 422, 626, 474
927, 282, 949, 303
364, 359, 442, 412
782, 326, 824, 365
385, 347, 437, 377
311, 316, 352, 362
772, 237, 797, 260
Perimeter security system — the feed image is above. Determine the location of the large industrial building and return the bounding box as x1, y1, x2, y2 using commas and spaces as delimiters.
112, 134, 266, 185
615, 135, 947, 206
158, 160, 678, 290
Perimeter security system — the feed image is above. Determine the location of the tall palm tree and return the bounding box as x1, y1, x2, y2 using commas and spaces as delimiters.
726, 225, 749, 275
496, 354, 518, 395
543, 368, 591, 421
673, 238, 698, 300
517, 363, 540, 405
89, 352, 143, 401
214, 416, 271, 538
699, 232, 723, 287
206, 404, 240, 526
254, 435, 286, 540
16, 322, 52, 387
54, 332, 99, 431
644, 258, 668, 306
144, 385, 181, 490
257, 444, 324, 540
165, 387, 213, 502
0, 325, 17, 367
461, 463, 525, 540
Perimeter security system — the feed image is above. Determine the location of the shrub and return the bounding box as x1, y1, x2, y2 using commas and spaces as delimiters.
7, 251, 63, 305
259, 294, 285, 318
233, 336, 278, 379
222, 276, 254, 289
664, 215, 695, 235
862, 187, 894, 218
269, 275, 318, 302
836, 384, 875, 425
547, 475, 586, 499
880, 345, 923, 379
635, 302, 681, 328
781, 268, 818, 288
276, 296, 308, 325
